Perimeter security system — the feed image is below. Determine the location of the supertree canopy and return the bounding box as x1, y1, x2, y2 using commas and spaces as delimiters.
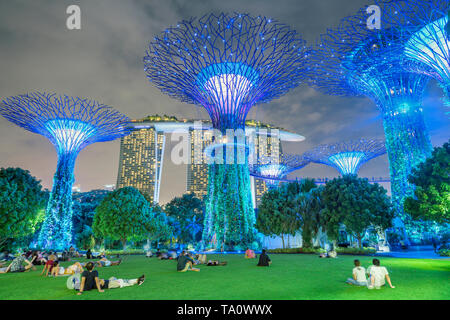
303, 139, 386, 176
143, 13, 309, 249
0, 92, 130, 250
374, 0, 450, 111
249, 154, 310, 189
307, 9, 433, 239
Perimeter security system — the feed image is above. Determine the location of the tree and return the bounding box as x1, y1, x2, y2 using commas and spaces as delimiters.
405, 140, 450, 224
147, 204, 174, 245
164, 193, 204, 245
0, 168, 46, 249
322, 174, 394, 248
256, 181, 305, 248
295, 186, 324, 248
72, 189, 110, 241
93, 187, 155, 249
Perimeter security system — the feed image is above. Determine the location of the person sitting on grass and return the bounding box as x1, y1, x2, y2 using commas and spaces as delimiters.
257, 249, 272, 267
177, 251, 200, 272
145, 250, 153, 258
346, 259, 368, 286
195, 253, 207, 265
159, 252, 170, 260
206, 260, 228, 266
95, 257, 122, 267
367, 259, 395, 290
51, 261, 84, 277
245, 248, 256, 259
72, 262, 145, 295
0, 254, 36, 273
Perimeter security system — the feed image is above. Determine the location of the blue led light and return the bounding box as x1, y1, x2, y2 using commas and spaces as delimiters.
304, 140, 386, 176
0, 92, 130, 250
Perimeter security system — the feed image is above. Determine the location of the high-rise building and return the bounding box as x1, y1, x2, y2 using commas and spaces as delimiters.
117, 115, 304, 205
116, 121, 165, 203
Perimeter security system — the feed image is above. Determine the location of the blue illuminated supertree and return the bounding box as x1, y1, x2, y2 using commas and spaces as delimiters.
303, 139, 386, 176
249, 154, 310, 189
143, 13, 309, 249
374, 0, 450, 114
0, 92, 130, 250
307, 9, 433, 240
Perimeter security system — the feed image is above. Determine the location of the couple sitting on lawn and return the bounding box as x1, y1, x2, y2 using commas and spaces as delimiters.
346, 259, 395, 289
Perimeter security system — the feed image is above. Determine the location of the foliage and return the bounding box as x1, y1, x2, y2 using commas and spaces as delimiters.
93, 187, 159, 249
322, 175, 394, 248
437, 249, 450, 257
335, 247, 376, 255
295, 184, 324, 248
75, 225, 95, 250
405, 140, 450, 224
164, 193, 204, 244
147, 204, 174, 244
268, 247, 326, 254
0, 168, 46, 249
72, 190, 110, 240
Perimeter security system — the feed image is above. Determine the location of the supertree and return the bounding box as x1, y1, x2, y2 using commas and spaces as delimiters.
307, 8, 433, 240
0, 92, 130, 250
303, 139, 386, 176
373, 0, 450, 114
249, 154, 310, 189
143, 13, 309, 249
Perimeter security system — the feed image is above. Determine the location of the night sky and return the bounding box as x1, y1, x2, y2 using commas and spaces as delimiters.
0, 0, 448, 204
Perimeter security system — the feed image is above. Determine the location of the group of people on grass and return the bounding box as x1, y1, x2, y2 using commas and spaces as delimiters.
2, 245, 397, 296
346, 259, 395, 289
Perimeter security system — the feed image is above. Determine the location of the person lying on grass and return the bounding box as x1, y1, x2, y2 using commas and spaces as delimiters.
177, 251, 200, 272
257, 249, 272, 267
72, 262, 145, 295
51, 261, 84, 277
346, 259, 368, 286
366, 259, 395, 289
0, 254, 36, 273
206, 260, 228, 266
95, 257, 122, 267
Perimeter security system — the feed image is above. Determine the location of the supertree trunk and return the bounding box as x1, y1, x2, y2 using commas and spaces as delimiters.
202, 144, 256, 250
38, 152, 77, 250
381, 103, 433, 241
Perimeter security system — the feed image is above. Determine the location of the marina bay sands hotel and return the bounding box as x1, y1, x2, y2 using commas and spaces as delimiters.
116, 115, 304, 206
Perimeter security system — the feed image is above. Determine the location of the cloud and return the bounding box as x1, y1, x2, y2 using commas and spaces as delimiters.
0, 0, 447, 204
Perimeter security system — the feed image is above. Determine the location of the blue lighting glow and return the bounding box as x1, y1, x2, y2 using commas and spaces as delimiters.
0, 92, 130, 250
144, 13, 309, 249
328, 152, 366, 175
304, 140, 386, 176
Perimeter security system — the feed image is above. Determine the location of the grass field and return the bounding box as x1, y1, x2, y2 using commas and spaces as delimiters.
0, 254, 448, 300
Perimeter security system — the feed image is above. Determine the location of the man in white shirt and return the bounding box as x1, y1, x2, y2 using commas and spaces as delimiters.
367, 259, 395, 289
346, 259, 368, 286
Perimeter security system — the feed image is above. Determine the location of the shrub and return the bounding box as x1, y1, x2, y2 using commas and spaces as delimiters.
335, 247, 376, 255
437, 249, 450, 257
268, 247, 326, 254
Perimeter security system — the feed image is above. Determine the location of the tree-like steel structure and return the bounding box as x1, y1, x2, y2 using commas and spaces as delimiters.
307, 8, 433, 239
374, 0, 450, 113
144, 13, 309, 249
249, 154, 309, 189
0, 92, 130, 250
303, 139, 386, 176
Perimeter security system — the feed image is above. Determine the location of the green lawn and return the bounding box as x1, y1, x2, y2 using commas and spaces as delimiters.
0, 254, 448, 300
